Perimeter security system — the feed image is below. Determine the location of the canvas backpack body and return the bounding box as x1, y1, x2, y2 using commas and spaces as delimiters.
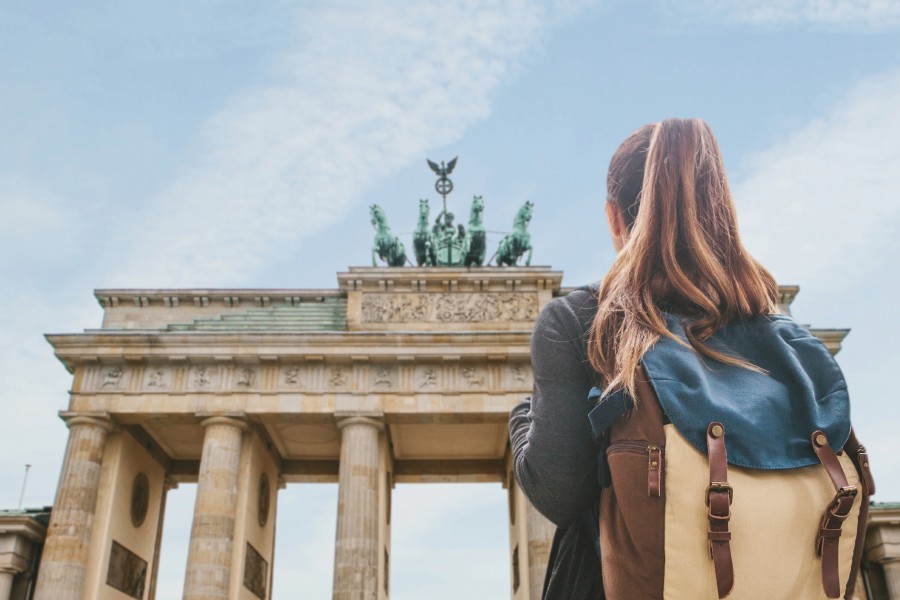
588, 312, 875, 600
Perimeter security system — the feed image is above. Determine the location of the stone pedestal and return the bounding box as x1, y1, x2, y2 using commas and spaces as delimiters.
333, 417, 384, 600
34, 414, 113, 600
183, 416, 248, 600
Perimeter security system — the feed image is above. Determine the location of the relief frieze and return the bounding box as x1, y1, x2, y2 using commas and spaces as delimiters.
236, 367, 258, 389
361, 292, 538, 323
283, 365, 303, 386
370, 365, 395, 389
144, 368, 170, 390
189, 366, 220, 391
101, 366, 127, 389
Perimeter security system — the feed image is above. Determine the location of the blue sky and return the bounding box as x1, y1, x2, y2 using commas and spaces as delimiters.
2, 1, 899, 597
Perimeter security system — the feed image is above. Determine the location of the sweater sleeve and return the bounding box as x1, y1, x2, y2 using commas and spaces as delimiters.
509, 294, 600, 527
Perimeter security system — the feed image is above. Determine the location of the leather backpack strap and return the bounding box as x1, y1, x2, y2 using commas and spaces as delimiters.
811, 430, 859, 599
706, 422, 734, 598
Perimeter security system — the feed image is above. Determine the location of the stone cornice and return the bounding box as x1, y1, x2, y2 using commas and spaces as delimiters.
337, 265, 562, 293
0, 515, 48, 542
46, 330, 532, 365
94, 288, 344, 309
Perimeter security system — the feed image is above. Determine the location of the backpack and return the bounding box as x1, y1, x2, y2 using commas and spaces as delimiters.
587, 312, 875, 599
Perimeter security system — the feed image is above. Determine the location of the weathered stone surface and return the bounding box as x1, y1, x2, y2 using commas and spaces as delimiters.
333, 417, 383, 600
183, 416, 247, 600
33, 415, 112, 600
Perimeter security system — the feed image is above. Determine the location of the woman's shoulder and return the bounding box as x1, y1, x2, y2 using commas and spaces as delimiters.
539, 284, 599, 338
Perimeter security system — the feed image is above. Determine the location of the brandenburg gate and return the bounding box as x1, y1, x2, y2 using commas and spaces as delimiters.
35, 266, 563, 600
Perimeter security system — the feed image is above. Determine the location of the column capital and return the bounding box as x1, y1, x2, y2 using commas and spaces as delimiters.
198, 414, 250, 432
58, 411, 115, 432
163, 476, 179, 491
336, 416, 384, 432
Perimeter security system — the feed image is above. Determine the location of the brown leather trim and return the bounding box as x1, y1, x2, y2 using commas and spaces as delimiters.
599, 367, 666, 599
706, 422, 734, 599
648, 445, 662, 497
811, 430, 858, 599
842, 429, 873, 599
844, 428, 875, 496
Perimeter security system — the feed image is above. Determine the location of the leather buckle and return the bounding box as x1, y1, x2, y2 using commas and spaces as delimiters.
705, 482, 733, 507
830, 485, 857, 508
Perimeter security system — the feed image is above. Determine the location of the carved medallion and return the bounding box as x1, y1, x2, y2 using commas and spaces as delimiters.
130, 473, 149, 528
258, 473, 270, 528
360, 292, 538, 323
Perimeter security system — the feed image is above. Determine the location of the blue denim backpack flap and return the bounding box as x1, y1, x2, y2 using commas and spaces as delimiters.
641, 312, 851, 469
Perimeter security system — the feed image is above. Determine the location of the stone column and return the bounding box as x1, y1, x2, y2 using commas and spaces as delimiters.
183, 416, 248, 600
525, 501, 555, 600
333, 417, 384, 600
33, 414, 113, 600
883, 559, 900, 600
0, 568, 15, 600
148, 477, 178, 600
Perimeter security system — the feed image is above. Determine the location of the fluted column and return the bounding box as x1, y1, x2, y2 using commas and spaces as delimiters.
333, 417, 384, 600
525, 501, 555, 600
183, 416, 248, 600
34, 414, 113, 600
0, 568, 15, 600
883, 559, 900, 600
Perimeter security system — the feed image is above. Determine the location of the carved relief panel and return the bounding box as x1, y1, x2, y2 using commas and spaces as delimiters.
360, 292, 538, 323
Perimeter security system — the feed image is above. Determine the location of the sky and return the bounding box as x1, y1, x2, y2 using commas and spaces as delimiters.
1, 0, 899, 597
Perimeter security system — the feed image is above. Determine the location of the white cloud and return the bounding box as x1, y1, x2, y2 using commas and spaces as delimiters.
108, 0, 596, 287
701, 0, 900, 28
734, 66, 900, 290
732, 65, 900, 498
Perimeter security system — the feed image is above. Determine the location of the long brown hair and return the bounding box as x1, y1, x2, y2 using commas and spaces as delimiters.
588, 118, 779, 398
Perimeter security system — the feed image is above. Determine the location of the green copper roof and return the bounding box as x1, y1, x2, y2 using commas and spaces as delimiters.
167, 297, 347, 333
0, 506, 52, 525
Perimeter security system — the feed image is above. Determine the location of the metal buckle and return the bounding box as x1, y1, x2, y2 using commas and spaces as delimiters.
828, 485, 858, 515
705, 482, 733, 507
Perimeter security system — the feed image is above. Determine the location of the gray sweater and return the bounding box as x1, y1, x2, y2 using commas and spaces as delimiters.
509, 287, 601, 527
